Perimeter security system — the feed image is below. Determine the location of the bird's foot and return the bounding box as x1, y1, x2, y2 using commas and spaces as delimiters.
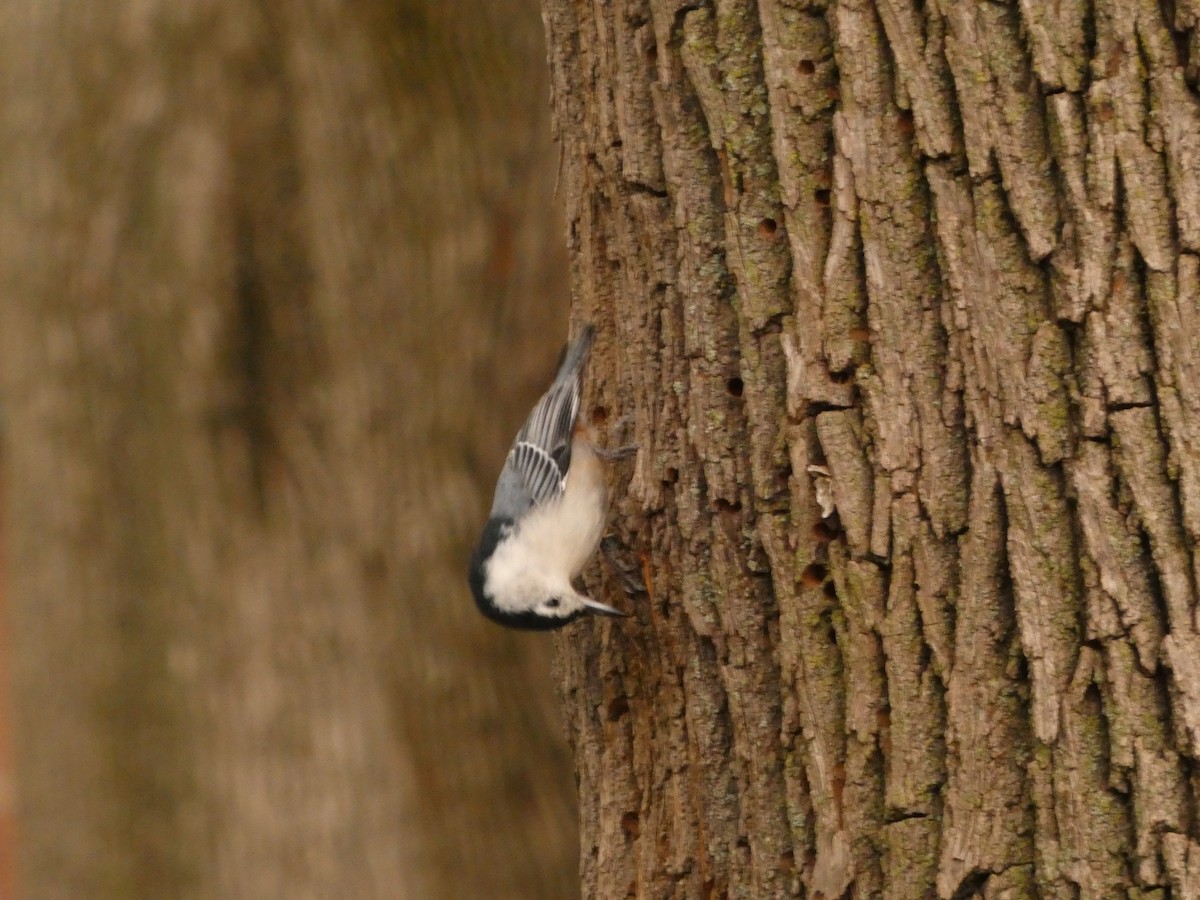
595, 443, 639, 462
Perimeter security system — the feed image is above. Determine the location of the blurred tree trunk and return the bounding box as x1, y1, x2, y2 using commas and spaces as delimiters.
0, 2, 578, 898
546, 0, 1200, 896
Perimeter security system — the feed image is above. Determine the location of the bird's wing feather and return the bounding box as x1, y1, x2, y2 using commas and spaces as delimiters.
510, 379, 579, 503
509, 437, 569, 507
489, 326, 593, 519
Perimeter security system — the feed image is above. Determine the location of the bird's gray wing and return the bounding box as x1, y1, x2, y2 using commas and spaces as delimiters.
489, 325, 594, 519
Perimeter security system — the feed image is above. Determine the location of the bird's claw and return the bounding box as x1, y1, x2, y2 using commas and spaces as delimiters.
595, 443, 639, 462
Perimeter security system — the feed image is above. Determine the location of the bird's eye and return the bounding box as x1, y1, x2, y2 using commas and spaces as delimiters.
545, 597, 561, 609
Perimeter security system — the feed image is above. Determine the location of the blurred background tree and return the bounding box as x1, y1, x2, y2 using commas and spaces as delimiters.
0, 2, 579, 897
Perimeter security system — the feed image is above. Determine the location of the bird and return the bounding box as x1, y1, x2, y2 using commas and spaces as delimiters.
469, 324, 631, 629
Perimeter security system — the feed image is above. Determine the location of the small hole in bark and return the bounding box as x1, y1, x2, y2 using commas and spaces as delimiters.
715, 497, 742, 513
647, 42, 658, 65
829, 369, 854, 384
758, 217, 778, 237
591, 405, 609, 425
727, 376, 744, 397
664, 467, 679, 484
824, 580, 839, 600
621, 811, 640, 838
956, 873, 989, 897
800, 563, 827, 587
607, 695, 630, 721
1013, 651, 1029, 684
812, 520, 839, 542
897, 109, 915, 136
814, 188, 831, 206
1106, 41, 1125, 77
1171, 28, 1190, 71
831, 760, 846, 804
798, 59, 816, 75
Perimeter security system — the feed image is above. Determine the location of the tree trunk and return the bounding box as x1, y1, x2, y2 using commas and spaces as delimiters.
0, 3, 577, 897
545, 0, 1200, 895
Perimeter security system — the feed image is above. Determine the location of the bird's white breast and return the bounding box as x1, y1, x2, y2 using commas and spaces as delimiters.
484, 439, 607, 609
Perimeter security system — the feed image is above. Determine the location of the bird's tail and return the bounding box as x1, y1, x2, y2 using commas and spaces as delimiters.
553, 323, 595, 385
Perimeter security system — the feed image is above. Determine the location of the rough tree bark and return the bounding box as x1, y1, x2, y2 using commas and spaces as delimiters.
544, 0, 1200, 896
0, 3, 577, 898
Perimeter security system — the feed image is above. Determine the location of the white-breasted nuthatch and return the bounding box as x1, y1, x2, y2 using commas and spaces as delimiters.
469, 324, 629, 629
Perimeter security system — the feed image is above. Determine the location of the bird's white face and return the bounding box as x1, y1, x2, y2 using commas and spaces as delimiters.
529, 586, 593, 622
488, 565, 583, 619
481, 547, 625, 629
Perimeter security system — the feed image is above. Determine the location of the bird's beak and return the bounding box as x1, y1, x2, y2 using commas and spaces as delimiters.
582, 597, 629, 617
